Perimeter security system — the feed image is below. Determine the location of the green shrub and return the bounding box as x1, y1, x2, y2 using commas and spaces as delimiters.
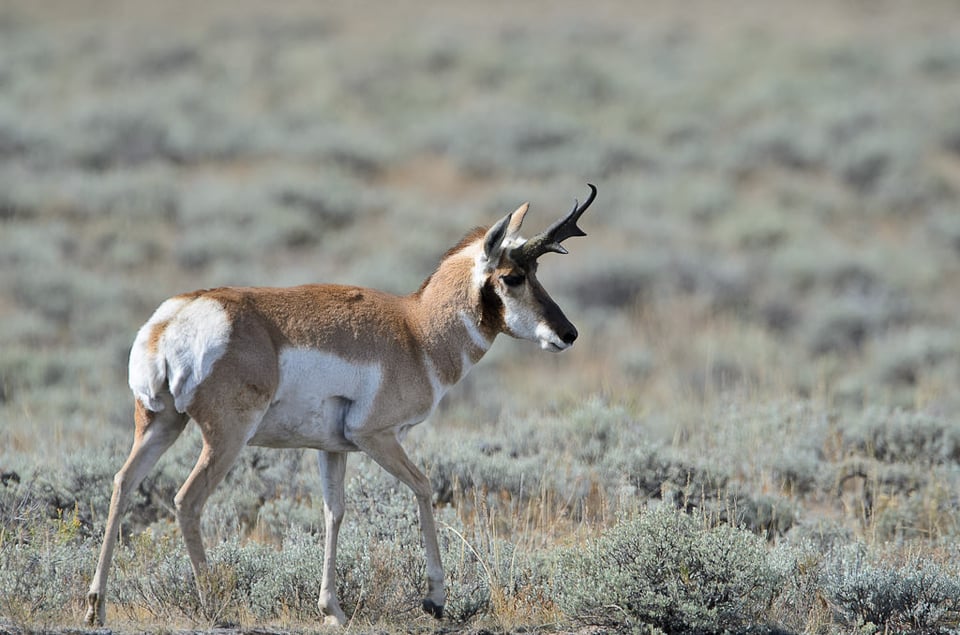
111, 530, 206, 625
210, 532, 328, 622
423, 399, 632, 511
562, 251, 663, 309
603, 443, 728, 504
844, 407, 960, 465
0, 445, 122, 541
869, 328, 960, 389
804, 296, 879, 356
820, 544, 960, 632
0, 508, 96, 630
733, 116, 828, 173
552, 506, 781, 632
417, 101, 606, 179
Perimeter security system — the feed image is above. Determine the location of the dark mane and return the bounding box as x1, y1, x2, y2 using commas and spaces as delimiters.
440, 226, 486, 262
416, 226, 487, 294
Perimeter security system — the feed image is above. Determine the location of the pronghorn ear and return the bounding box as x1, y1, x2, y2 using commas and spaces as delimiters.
506, 202, 529, 237
483, 213, 512, 262
483, 203, 530, 270
483, 203, 529, 259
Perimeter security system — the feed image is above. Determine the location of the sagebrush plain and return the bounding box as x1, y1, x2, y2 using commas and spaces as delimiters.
2, 1, 960, 633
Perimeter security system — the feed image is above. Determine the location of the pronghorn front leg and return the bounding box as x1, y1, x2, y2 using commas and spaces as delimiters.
317, 450, 348, 626
350, 431, 445, 618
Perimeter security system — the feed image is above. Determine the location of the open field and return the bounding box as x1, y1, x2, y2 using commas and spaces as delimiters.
2, 1, 960, 633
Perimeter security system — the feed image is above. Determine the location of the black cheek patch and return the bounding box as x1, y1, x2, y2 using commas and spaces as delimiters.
479, 279, 506, 337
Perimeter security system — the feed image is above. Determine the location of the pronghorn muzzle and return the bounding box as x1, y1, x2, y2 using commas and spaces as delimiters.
535, 283, 579, 351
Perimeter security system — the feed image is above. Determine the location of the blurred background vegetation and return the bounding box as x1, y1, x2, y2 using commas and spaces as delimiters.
1, 1, 959, 633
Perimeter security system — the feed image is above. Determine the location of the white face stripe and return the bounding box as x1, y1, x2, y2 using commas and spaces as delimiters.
502, 292, 542, 340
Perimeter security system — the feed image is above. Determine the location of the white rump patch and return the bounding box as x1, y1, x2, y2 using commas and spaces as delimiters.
128, 297, 187, 412
129, 296, 233, 413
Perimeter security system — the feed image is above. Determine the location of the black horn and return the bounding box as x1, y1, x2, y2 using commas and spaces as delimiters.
510, 184, 596, 266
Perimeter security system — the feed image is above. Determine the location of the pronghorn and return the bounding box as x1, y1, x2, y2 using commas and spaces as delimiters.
85, 184, 597, 627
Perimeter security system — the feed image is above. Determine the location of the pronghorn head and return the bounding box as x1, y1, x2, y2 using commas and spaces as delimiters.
478, 184, 596, 352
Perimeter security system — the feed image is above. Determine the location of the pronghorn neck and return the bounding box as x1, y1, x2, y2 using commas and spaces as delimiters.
411, 229, 500, 385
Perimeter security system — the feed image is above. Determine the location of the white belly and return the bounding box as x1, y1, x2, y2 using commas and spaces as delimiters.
248, 349, 382, 451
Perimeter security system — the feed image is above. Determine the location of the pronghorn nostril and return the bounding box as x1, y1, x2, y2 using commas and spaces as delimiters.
562, 329, 578, 345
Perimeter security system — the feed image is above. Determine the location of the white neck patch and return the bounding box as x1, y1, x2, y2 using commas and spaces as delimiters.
460, 311, 491, 351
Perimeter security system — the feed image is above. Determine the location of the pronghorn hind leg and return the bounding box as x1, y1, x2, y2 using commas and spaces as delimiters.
350, 431, 445, 619
174, 438, 246, 593
86, 396, 188, 626
173, 411, 259, 612
316, 450, 348, 626
174, 335, 277, 616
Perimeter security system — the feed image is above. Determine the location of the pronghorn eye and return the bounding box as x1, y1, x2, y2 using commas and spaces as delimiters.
501, 273, 525, 287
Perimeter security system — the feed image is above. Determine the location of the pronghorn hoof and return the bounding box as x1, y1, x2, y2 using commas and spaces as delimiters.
322, 613, 345, 627
84, 592, 103, 626
421, 598, 443, 619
